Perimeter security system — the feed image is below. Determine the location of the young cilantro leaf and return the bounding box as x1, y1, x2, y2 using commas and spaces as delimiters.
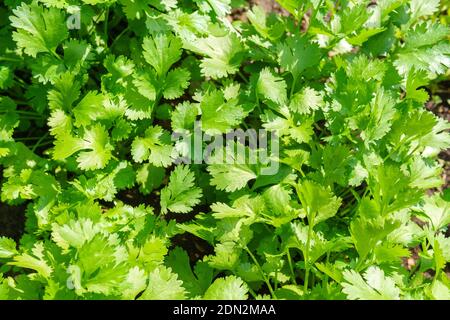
163, 67, 191, 99
199, 89, 245, 135
160, 165, 202, 214
342, 266, 401, 300
0, 237, 17, 258
9, 1, 68, 57
257, 68, 287, 105
289, 87, 324, 114
139, 266, 186, 299
295, 180, 342, 227
142, 33, 183, 77
203, 275, 248, 300
207, 144, 257, 192
53, 124, 114, 171
278, 35, 321, 81
185, 33, 243, 79
131, 126, 174, 167
166, 247, 213, 298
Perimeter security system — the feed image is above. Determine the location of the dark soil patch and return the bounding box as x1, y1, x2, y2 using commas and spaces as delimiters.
116, 187, 160, 208
230, 0, 290, 22
427, 83, 450, 191
0, 202, 26, 242
171, 232, 214, 262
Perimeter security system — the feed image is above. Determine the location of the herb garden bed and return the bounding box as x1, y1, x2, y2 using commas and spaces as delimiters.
0, 0, 449, 300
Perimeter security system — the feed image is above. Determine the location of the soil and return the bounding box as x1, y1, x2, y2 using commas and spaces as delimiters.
426, 80, 450, 190
0, 202, 26, 242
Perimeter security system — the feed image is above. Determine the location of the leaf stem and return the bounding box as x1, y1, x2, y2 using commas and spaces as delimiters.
104, 8, 109, 43
255, 92, 263, 114
32, 132, 50, 152
290, 76, 298, 99
304, 214, 314, 292
243, 245, 277, 298
287, 248, 297, 285
247, 285, 259, 299
110, 26, 130, 49
306, 0, 324, 33
237, 70, 248, 84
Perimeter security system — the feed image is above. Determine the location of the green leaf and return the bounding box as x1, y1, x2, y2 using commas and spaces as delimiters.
142, 33, 183, 77
166, 247, 213, 298
416, 195, 450, 231
9, 242, 52, 278
207, 143, 258, 192
163, 67, 191, 99
160, 165, 202, 214
202, 0, 231, 17
357, 88, 396, 145
139, 266, 186, 300
410, 0, 440, 20
47, 72, 81, 111
274, 0, 301, 16
350, 200, 401, 261
73, 91, 105, 127
132, 72, 157, 101
395, 43, 450, 76
203, 275, 248, 300
171, 102, 199, 133
51, 219, 99, 251
278, 35, 321, 80
10, 1, 68, 57
0, 237, 17, 258
247, 5, 284, 40
131, 126, 174, 167
405, 69, 429, 103
257, 68, 287, 105
289, 87, 324, 114
404, 22, 449, 50
200, 89, 245, 135
295, 180, 342, 227
185, 33, 243, 79
120, 267, 147, 300
53, 124, 114, 170
342, 266, 401, 300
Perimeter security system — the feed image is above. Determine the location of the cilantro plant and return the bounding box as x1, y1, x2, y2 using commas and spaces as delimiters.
0, 0, 449, 300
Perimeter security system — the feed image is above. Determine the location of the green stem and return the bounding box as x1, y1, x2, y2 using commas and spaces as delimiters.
304, 214, 314, 292
274, 269, 278, 291
383, 137, 414, 161
32, 132, 50, 152
104, 8, 109, 43
290, 76, 298, 99
237, 70, 248, 84
1, 110, 40, 116
50, 50, 63, 62
355, 253, 368, 272
306, 0, 324, 33
15, 137, 43, 141
255, 92, 263, 114
247, 285, 259, 299
17, 115, 45, 120
110, 26, 130, 49
349, 188, 361, 202
323, 252, 330, 294
0, 57, 22, 62
244, 246, 277, 299
87, 9, 106, 35
287, 249, 297, 285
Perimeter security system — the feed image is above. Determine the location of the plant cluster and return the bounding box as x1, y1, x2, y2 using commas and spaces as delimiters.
0, 0, 449, 300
